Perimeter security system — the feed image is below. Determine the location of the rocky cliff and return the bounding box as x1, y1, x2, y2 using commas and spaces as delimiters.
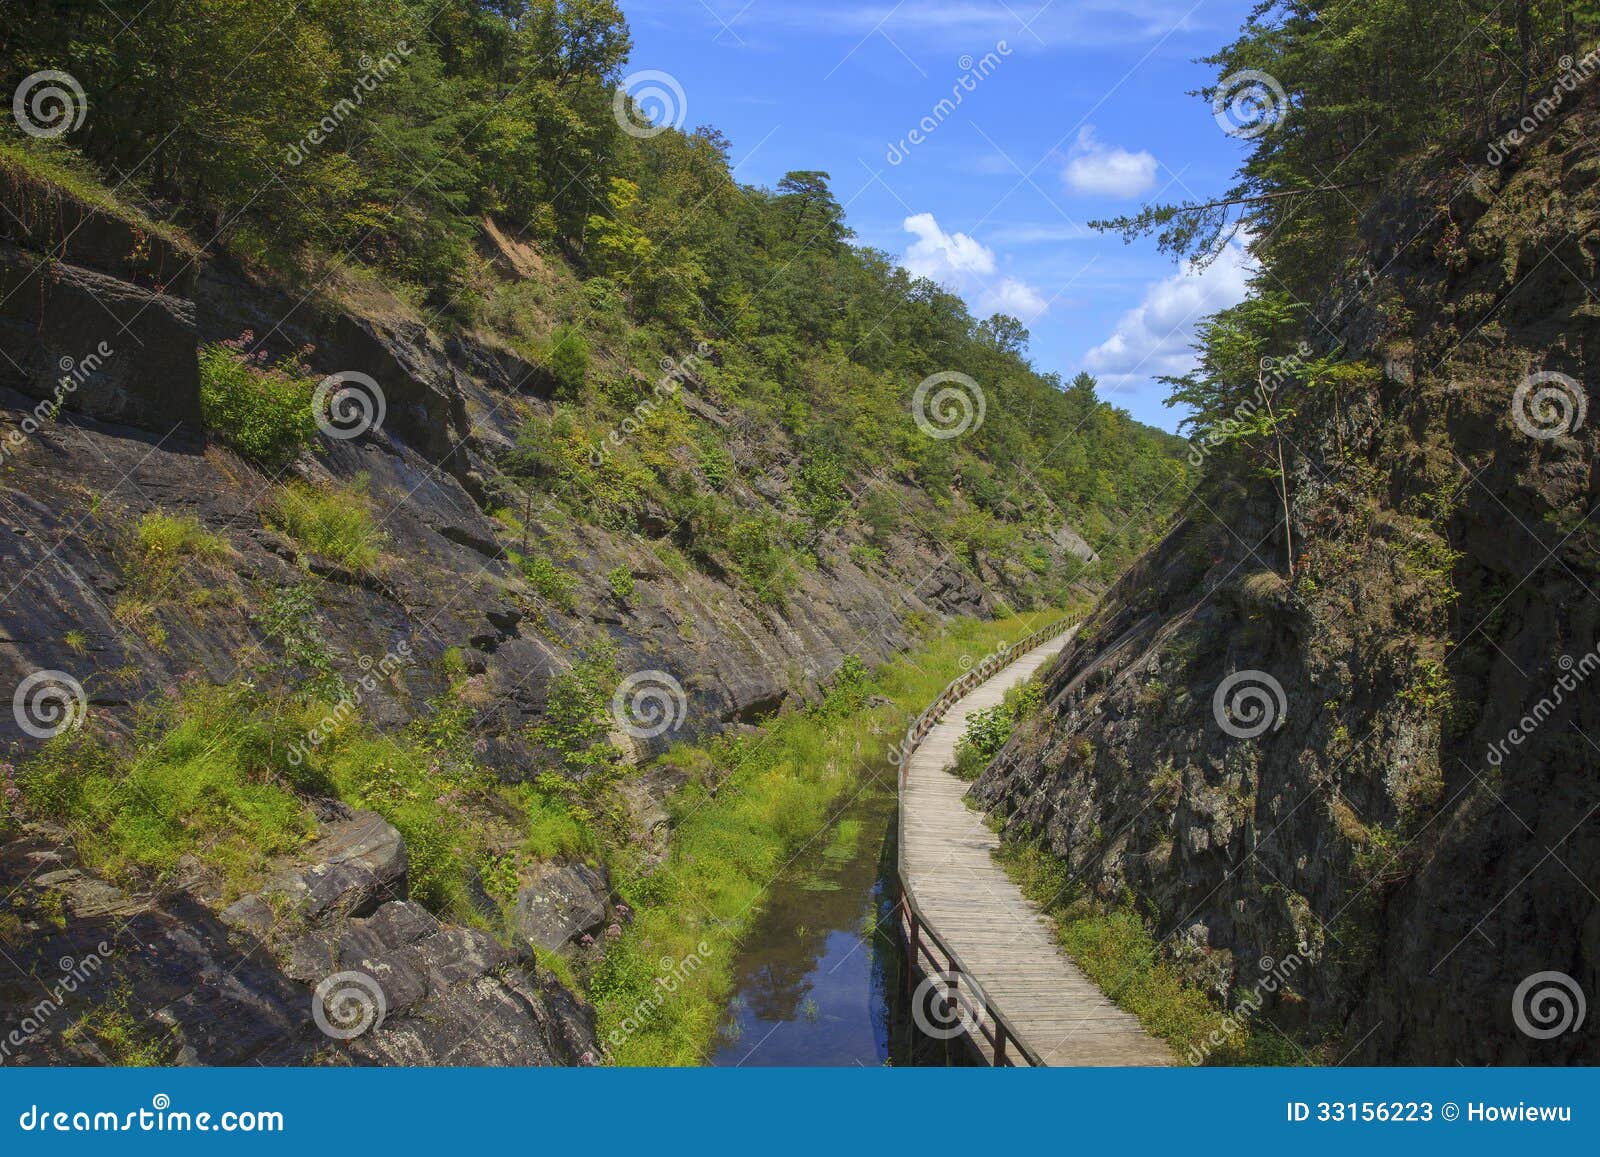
975, 89, 1600, 1064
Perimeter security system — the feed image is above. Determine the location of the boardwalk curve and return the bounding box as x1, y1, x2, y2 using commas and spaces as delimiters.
896, 619, 1173, 1066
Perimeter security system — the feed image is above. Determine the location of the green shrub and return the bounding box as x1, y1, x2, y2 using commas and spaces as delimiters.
510, 550, 578, 612
546, 324, 590, 397
533, 648, 619, 777
254, 582, 341, 699
796, 449, 848, 527
849, 542, 885, 568
728, 517, 792, 603
951, 678, 1045, 780
607, 564, 635, 601
198, 341, 318, 468
697, 444, 734, 489
582, 276, 625, 318
266, 477, 384, 572
858, 486, 902, 540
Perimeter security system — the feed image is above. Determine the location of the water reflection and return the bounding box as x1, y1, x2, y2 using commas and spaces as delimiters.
709, 774, 906, 1066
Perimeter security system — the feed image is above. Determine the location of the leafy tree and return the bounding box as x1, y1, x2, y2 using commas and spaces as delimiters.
977, 315, 1030, 357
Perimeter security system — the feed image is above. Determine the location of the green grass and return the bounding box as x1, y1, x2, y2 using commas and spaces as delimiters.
267, 477, 384, 572
125, 510, 228, 584
62, 985, 175, 1065
606, 564, 635, 601
20, 686, 317, 895
522, 789, 595, 860
134, 510, 226, 559
17, 677, 598, 924
586, 610, 1063, 1065
995, 842, 1307, 1065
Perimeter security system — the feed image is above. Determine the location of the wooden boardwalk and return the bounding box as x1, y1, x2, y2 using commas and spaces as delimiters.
898, 627, 1173, 1066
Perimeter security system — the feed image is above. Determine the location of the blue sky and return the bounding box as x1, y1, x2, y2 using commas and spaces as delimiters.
618, 0, 1260, 432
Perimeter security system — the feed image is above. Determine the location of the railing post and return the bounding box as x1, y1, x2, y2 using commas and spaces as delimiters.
993, 1021, 1008, 1066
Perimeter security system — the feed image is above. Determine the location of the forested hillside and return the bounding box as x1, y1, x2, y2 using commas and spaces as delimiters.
2, 0, 1181, 570
0, 2, 1186, 1065
980, 0, 1600, 1063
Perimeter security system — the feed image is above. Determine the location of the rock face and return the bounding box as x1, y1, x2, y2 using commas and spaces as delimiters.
513, 862, 611, 952
0, 230, 1043, 763
222, 805, 409, 932
974, 92, 1600, 1064
0, 815, 596, 1067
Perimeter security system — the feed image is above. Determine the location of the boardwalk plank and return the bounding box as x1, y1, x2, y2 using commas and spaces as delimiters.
900, 630, 1173, 1067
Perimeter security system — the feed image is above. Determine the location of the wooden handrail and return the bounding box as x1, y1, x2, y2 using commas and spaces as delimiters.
894, 612, 1081, 1067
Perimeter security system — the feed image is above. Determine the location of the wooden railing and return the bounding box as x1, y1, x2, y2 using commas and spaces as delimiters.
894, 612, 1081, 1067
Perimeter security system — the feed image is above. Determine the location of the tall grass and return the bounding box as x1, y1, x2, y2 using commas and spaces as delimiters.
267, 477, 384, 572
587, 611, 1061, 1065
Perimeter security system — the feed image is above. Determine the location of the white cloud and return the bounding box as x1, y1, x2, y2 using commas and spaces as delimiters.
981, 277, 1049, 320
1083, 242, 1256, 391
1062, 126, 1158, 198
900, 213, 1049, 321
903, 212, 996, 280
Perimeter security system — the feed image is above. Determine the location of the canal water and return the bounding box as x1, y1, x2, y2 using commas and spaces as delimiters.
707, 765, 972, 1067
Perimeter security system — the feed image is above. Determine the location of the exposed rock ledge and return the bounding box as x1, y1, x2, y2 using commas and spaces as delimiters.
0, 811, 597, 1066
